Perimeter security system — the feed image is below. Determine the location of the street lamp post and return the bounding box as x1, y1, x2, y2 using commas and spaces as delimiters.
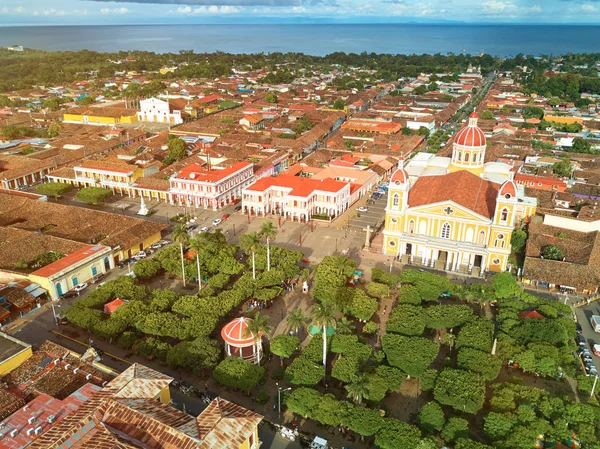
591, 375, 599, 398
51, 301, 61, 327
276, 383, 292, 415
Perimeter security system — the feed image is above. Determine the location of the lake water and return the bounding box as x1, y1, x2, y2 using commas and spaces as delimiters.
0, 24, 598, 56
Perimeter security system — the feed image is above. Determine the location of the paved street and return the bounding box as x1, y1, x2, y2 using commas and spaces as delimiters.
574, 302, 600, 372
346, 190, 387, 231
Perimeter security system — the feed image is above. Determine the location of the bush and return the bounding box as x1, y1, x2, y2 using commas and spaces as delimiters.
441, 417, 469, 442
363, 321, 379, 335
118, 331, 137, 349
366, 282, 390, 299
398, 285, 422, 305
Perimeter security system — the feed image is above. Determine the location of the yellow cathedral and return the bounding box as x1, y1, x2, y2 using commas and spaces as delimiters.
383, 113, 537, 275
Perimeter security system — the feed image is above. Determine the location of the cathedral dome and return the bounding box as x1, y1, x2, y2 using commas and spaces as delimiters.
454, 113, 486, 147
390, 168, 409, 185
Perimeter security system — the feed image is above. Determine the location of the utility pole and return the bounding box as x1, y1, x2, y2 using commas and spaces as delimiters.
591, 375, 599, 398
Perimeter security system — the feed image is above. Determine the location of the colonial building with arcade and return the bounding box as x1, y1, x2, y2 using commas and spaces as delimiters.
382, 113, 537, 275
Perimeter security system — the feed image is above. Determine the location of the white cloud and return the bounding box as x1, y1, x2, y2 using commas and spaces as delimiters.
100, 7, 130, 15
581, 4, 597, 12
481, 0, 516, 15
173, 5, 241, 14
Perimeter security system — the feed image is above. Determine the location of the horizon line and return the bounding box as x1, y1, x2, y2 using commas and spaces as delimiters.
2, 22, 600, 27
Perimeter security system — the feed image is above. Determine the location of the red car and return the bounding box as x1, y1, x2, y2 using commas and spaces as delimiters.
222, 213, 231, 221
231, 198, 240, 205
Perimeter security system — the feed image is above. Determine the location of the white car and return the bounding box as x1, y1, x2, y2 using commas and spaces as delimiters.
134, 251, 147, 259
357, 206, 368, 212
200, 226, 210, 232
212, 218, 222, 226
73, 283, 88, 293
159, 239, 171, 245
151, 243, 162, 250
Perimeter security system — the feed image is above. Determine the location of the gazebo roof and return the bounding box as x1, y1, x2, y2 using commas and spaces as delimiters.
221, 317, 261, 347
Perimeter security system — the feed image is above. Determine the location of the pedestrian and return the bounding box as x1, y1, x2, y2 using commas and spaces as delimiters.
204, 382, 208, 392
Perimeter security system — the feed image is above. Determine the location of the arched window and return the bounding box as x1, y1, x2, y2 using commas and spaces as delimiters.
501, 208, 508, 222
478, 230, 486, 245
479, 152, 484, 162
408, 220, 415, 233
495, 234, 505, 248
392, 194, 399, 207
465, 152, 470, 162
457, 151, 462, 161
441, 222, 451, 239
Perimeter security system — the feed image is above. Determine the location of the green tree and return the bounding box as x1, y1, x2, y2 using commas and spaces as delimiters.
553, 159, 573, 177
454, 439, 494, 449
456, 319, 494, 352
35, 182, 72, 199
510, 229, 528, 253
417, 126, 431, 138
387, 304, 426, 336
47, 119, 63, 137
542, 245, 563, 260
166, 336, 220, 372
457, 348, 502, 381
441, 417, 469, 442
332, 355, 360, 383
492, 272, 522, 299
265, 93, 278, 103
164, 137, 187, 165
172, 224, 190, 287
434, 368, 486, 414
259, 221, 277, 272
375, 418, 421, 449
213, 357, 264, 391
189, 236, 204, 292
332, 99, 346, 110
548, 97, 560, 107
285, 356, 325, 386
345, 373, 369, 404
522, 106, 544, 120
483, 412, 517, 439
239, 232, 261, 279
133, 258, 161, 279
382, 334, 438, 378
285, 387, 322, 418
572, 137, 592, 153
75, 187, 112, 205
270, 334, 299, 365
287, 309, 308, 335
311, 302, 336, 369
481, 110, 495, 120
244, 311, 272, 363
418, 401, 446, 432
366, 282, 390, 299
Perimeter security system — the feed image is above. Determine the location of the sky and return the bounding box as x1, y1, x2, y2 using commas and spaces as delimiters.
1, 0, 600, 25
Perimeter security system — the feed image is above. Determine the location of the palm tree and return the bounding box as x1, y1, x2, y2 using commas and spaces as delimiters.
287, 309, 307, 335
311, 303, 336, 369
259, 221, 277, 272
345, 373, 369, 405
172, 224, 190, 287
244, 312, 273, 364
337, 317, 356, 335
189, 236, 204, 292
239, 232, 261, 280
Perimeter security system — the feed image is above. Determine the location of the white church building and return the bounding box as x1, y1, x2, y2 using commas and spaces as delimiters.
138, 97, 183, 125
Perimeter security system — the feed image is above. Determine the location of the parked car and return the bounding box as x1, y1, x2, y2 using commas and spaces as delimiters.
593, 344, 600, 356
179, 380, 197, 396
234, 205, 242, 212
60, 291, 78, 299
222, 213, 231, 221
186, 225, 198, 232
73, 283, 88, 293
91, 273, 106, 284
159, 239, 171, 245
212, 218, 222, 226
117, 258, 133, 268
151, 243, 162, 250
144, 248, 155, 255
200, 226, 210, 232
576, 334, 586, 346
576, 323, 583, 334
134, 251, 147, 259
231, 198, 241, 205
357, 206, 368, 212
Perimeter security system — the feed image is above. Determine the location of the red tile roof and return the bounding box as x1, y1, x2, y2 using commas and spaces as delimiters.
30, 245, 109, 278
408, 170, 500, 219
175, 162, 252, 183
246, 175, 347, 198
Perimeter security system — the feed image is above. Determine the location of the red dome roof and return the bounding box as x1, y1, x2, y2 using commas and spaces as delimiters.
469, 112, 479, 119
499, 180, 518, 198
454, 123, 486, 147
221, 317, 261, 346
390, 168, 409, 185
